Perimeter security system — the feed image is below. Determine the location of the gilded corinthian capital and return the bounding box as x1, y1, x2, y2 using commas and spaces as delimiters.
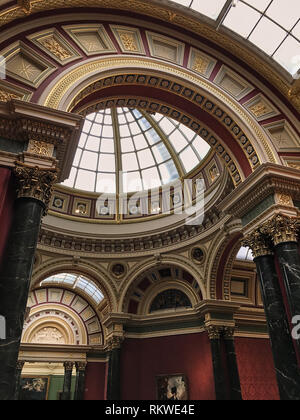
242, 229, 273, 259
205, 325, 223, 340
261, 214, 300, 246
14, 162, 57, 214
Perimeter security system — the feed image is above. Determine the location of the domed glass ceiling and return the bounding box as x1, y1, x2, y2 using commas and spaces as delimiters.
171, 0, 300, 76
62, 108, 211, 194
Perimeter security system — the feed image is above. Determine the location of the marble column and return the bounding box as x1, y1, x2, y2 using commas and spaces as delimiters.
265, 216, 300, 327
62, 362, 74, 401
74, 362, 87, 401
14, 361, 25, 401
106, 337, 123, 401
0, 163, 57, 401
206, 326, 227, 401
223, 327, 242, 401
244, 229, 300, 400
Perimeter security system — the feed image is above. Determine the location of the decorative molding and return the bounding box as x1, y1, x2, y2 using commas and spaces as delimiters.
1, 41, 56, 88
27, 140, 54, 157
106, 335, 124, 350
62, 24, 117, 56
205, 325, 222, 340
261, 214, 300, 246
28, 28, 81, 65
242, 229, 273, 259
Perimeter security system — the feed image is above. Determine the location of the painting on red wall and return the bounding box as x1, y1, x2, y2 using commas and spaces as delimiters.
156, 374, 188, 400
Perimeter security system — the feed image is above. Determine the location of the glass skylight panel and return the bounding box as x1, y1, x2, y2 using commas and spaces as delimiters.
244, 0, 271, 12
266, 0, 299, 31
249, 16, 287, 55
76, 169, 95, 192
190, 0, 227, 19
293, 21, 300, 39
180, 147, 199, 172
274, 35, 300, 75
101, 139, 114, 153
223, 1, 261, 38
96, 173, 116, 193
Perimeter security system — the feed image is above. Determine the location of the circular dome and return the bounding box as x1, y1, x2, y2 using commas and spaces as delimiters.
62, 107, 211, 194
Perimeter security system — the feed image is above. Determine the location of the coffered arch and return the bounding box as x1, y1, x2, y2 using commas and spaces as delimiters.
31, 257, 118, 312
119, 255, 206, 313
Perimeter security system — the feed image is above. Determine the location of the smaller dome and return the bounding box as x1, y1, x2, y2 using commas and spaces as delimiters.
62, 107, 211, 194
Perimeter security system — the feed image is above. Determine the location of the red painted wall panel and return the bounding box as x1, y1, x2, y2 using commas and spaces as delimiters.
235, 337, 280, 400
121, 333, 215, 400
0, 168, 14, 266
84, 362, 107, 400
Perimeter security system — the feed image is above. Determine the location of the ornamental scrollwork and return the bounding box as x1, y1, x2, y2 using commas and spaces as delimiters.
260, 214, 300, 246
242, 229, 273, 259
14, 162, 58, 214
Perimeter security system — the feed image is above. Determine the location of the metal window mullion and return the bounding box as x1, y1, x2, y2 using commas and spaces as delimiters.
112, 107, 122, 197
140, 111, 185, 178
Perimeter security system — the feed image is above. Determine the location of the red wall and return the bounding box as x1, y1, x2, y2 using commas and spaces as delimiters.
0, 168, 15, 265
84, 362, 107, 400
235, 337, 280, 400
121, 333, 215, 400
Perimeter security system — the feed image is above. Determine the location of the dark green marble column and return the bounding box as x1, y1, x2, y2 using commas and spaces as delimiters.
106, 337, 122, 401
62, 362, 74, 401
223, 328, 242, 401
263, 215, 300, 352
206, 326, 227, 401
0, 164, 57, 401
276, 241, 300, 322
244, 229, 300, 400
74, 362, 87, 401
14, 361, 25, 401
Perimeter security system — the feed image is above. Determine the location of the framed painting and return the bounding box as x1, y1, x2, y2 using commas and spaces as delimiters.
156, 374, 188, 401
20, 376, 50, 401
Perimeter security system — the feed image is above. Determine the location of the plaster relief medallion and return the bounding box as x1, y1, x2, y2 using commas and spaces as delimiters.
111, 263, 127, 279
191, 247, 205, 264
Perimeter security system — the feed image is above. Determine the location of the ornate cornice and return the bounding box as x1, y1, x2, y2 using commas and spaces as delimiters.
242, 229, 273, 259
38, 209, 222, 255
0, 100, 83, 182
261, 214, 300, 246
220, 163, 300, 222
14, 162, 58, 214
